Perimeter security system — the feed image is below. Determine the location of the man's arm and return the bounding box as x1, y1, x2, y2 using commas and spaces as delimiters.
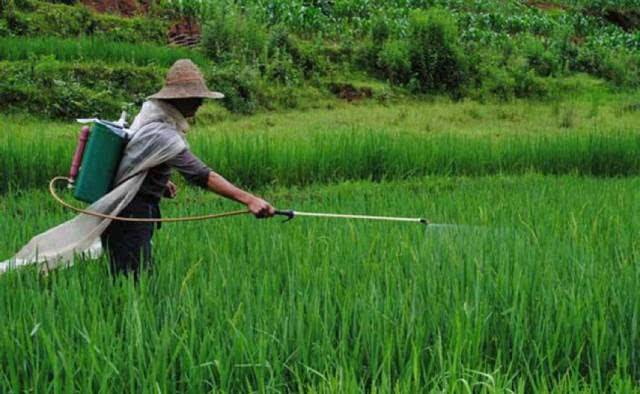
165, 149, 275, 218
206, 171, 275, 218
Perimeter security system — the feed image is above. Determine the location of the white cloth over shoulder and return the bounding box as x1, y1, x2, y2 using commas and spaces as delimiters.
0, 99, 189, 274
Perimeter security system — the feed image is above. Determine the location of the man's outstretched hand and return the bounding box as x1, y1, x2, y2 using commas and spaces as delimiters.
247, 197, 275, 218
205, 171, 275, 218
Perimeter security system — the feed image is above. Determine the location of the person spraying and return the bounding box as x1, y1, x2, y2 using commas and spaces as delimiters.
1, 60, 433, 276
102, 59, 275, 278
0, 59, 275, 276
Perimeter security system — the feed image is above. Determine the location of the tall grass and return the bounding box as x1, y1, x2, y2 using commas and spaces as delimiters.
4, 96, 640, 192
1, 175, 639, 391
3, 123, 640, 193
0, 36, 210, 68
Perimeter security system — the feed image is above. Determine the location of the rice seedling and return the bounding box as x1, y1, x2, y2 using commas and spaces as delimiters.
1, 175, 639, 391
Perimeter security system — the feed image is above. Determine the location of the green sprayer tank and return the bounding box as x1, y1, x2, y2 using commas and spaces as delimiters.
73, 121, 128, 204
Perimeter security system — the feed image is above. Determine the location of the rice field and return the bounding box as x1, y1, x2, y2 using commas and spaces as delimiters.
1, 97, 640, 392
3, 92, 640, 192
1, 175, 640, 392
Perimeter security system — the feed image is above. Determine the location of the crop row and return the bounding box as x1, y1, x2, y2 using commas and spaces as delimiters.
2, 124, 640, 193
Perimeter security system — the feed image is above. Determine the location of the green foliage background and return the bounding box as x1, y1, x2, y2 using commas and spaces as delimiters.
0, 0, 638, 118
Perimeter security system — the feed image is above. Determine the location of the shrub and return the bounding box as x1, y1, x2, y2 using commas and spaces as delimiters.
512, 65, 551, 99
204, 62, 323, 114
207, 64, 263, 114
267, 26, 322, 78
266, 51, 301, 86
0, 36, 209, 67
550, 25, 579, 74
354, 39, 379, 73
90, 13, 168, 44
406, 8, 468, 96
574, 44, 604, 75
293, 38, 325, 78
1, 0, 36, 13
0, 18, 9, 36
370, 15, 391, 46
0, 76, 122, 118
472, 50, 551, 101
476, 63, 516, 101
201, 6, 267, 63
61, 61, 163, 102
319, 40, 354, 64
377, 39, 411, 84
358, 8, 469, 96
576, 44, 640, 88
519, 35, 558, 77
48, 80, 120, 118
599, 51, 640, 88
353, 15, 392, 74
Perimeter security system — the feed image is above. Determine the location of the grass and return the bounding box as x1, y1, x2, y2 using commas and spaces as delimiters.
0, 36, 210, 68
2, 92, 640, 192
1, 175, 640, 391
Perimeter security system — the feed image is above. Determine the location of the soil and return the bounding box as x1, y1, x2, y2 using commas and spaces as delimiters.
80, 0, 151, 17
602, 9, 640, 32
328, 83, 373, 102
527, 1, 639, 33
168, 17, 200, 37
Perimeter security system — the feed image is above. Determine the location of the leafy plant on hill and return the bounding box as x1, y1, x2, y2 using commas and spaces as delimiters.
0, 57, 163, 118
371, 8, 468, 97
200, 5, 267, 63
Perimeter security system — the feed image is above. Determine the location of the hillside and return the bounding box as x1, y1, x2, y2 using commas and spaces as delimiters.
0, 0, 638, 119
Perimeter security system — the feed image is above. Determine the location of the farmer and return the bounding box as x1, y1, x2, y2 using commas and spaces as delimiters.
101, 59, 275, 278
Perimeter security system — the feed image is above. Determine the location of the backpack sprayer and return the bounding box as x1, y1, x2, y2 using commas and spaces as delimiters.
50, 115, 430, 226
67, 113, 129, 202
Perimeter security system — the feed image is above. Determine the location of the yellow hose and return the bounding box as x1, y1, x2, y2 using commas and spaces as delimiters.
49, 176, 250, 223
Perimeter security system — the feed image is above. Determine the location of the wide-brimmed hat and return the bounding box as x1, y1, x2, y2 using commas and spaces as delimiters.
148, 59, 224, 100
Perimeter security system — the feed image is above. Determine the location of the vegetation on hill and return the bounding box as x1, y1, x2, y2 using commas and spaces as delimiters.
0, 0, 637, 118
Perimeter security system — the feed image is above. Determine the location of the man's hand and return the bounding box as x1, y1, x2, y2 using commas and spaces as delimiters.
164, 181, 178, 199
205, 171, 275, 218
247, 197, 275, 218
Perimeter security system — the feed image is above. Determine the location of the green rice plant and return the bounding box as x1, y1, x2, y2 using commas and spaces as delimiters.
2, 95, 640, 193
3, 119, 640, 192
0, 36, 210, 68
1, 175, 640, 391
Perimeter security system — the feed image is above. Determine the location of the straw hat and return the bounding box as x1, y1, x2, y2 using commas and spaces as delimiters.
148, 59, 224, 100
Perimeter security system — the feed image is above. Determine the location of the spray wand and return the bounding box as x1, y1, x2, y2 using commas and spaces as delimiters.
274, 210, 428, 225
49, 177, 429, 226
